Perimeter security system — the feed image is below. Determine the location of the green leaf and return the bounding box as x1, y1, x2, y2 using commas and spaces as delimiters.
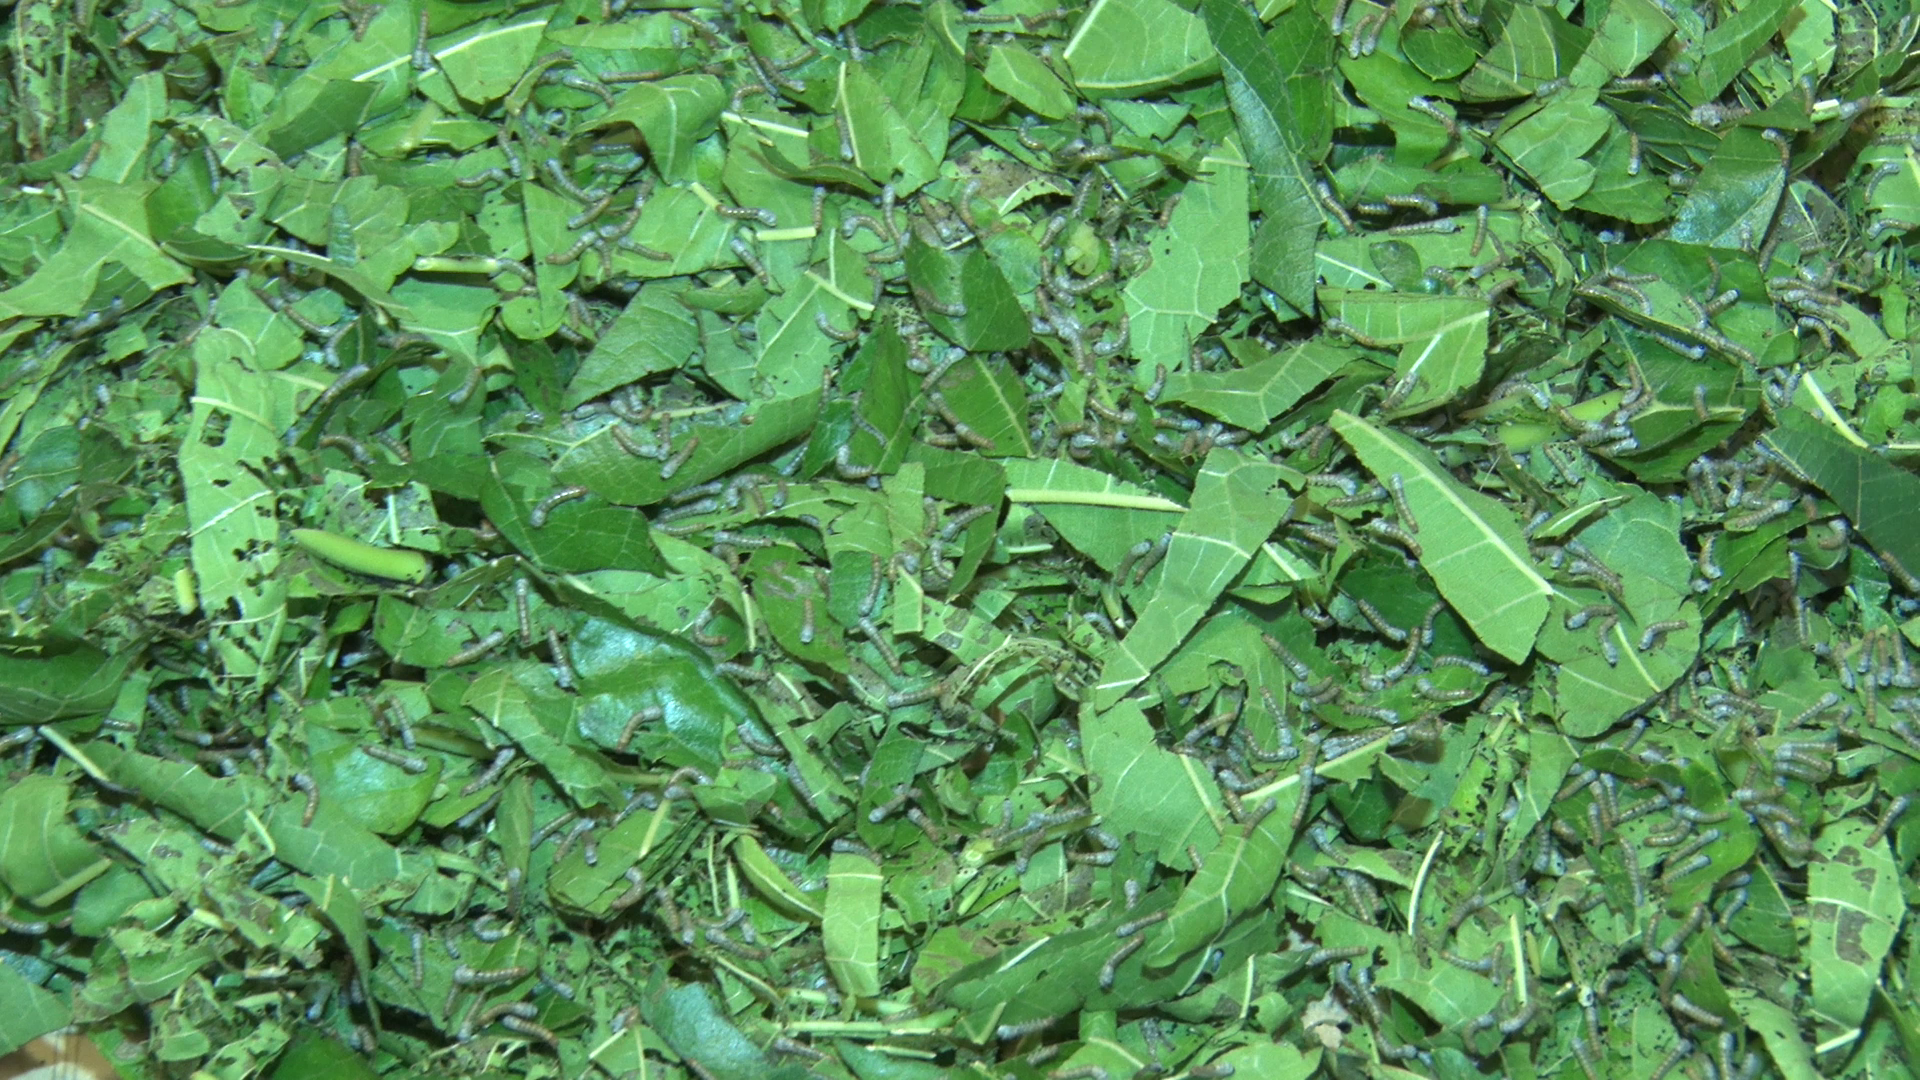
564, 283, 701, 408
1201, 0, 1328, 314
1094, 448, 1291, 706
932, 354, 1032, 457
598, 76, 728, 184
1761, 410, 1920, 584
904, 233, 1032, 353
0, 963, 71, 1058
1062, 0, 1218, 97
1160, 338, 1354, 430
1142, 785, 1295, 966
0, 639, 142, 723
1122, 158, 1251, 375
1668, 128, 1788, 249
1808, 819, 1904, 1028
983, 44, 1077, 120
1322, 288, 1490, 413
1331, 410, 1553, 662
1001, 456, 1185, 571
1083, 701, 1223, 870
824, 852, 884, 998
0, 775, 112, 906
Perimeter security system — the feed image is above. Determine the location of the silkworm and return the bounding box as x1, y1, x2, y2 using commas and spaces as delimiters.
452, 964, 531, 986
292, 772, 319, 826
1867, 794, 1911, 845
501, 1014, 559, 1047
1660, 852, 1712, 884
470, 914, 511, 942
1352, 596, 1409, 642
1387, 218, 1460, 235
530, 486, 589, 527
657, 437, 699, 481
1497, 1002, 1536, 1034
1562, 1037, 1601, 1080
1384, 473, 1419, 532
1669, 992, 1724, 1028
834, 444, 876, 480
884, 684, 939, 709
995, 1015, 1060, 1041
1312, 180, 1357, 231
462, 748, 516, 795
611, 868, 650, 912
362, 745, 428, 773
412, 8, 433, 70
1727, 497, 1797, 529
1639, 620, 1687, 651
1114, 910, 1169, 937
0, 910, 51, 935
617, 706, 663, 752
547, 628, 576, 691
119, 10, 168, 46
1363, 517, 1422, 558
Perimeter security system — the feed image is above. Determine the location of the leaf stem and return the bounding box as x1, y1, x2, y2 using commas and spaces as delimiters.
1004, 489, 1188, 512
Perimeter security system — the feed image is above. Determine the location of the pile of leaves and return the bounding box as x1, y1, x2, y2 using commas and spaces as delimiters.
3, 0, 1920, 1076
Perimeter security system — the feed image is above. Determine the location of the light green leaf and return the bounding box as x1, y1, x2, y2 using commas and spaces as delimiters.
1094, 448, 1290, 706
0, 775, 112, 907
1322, 288, 1489, 414
1062, 0, 1218, 97
1142, 785, 1295, 966
824, 852, 883, 998
1809, 819, 1903, 1028
1761, 409, 1920, 583
1001, 457, 1185, 571
1331, 410, 1552, 663
1159, 338, 1355, 430
983, 44, 1076, 119
1123, 158, 1250, 376
599, 76, 728, 184
1083, 700, 1223, 871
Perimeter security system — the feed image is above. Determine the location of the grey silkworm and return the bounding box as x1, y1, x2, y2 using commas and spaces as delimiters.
292, 772, 319, 826
1669, 992, 1724, 1028
1867, 794, 1911, 844
530, 485, 589, 527
444, 629, 508, 668
1639, 620, 1687, 651
452, 964, 531, 986
362, 745, 428, 773
547, 628, 575, 691
617, 706, 664, 752
1114, 910, 1168, 937
1387, 474, 1418, 531
660, 438, 700, 483
1386, 218, 1459, 236
462, 748, 516, 795
454, 790, 500, 830
995, 1015, 1060, 1041
1312, 180, 1357, 231
514, 578, 534, 647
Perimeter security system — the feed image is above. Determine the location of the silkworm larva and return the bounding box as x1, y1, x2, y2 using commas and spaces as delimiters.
362, 745, 428, 773
461, 748, 516, 795
292, 772, 319, 826
994, 1015, 1060, 1041
1639, 620, 1688, 651
451, 964, 531, 986
530, 486, 589, 527
617, 706, 664, 752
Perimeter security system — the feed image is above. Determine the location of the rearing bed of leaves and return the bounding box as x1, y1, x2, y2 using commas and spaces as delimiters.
3, 0, 1920, 1077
